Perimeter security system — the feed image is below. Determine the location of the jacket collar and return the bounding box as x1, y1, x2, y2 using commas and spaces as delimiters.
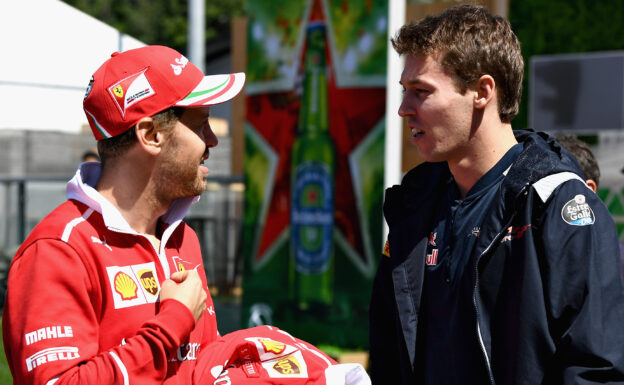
501, 129, 584, 208
384, 161, 452, 227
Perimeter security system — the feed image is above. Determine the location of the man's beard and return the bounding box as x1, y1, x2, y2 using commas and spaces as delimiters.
155, 141, 206, 203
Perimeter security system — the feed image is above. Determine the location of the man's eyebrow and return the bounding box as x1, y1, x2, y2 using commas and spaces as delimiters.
404, 74, 438, 87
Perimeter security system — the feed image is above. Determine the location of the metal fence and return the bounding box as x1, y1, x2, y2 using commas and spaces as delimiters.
0, 175, 245, 302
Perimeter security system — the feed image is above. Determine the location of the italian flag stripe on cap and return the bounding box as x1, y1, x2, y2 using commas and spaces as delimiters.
176, 73, 245, 107
85, 110, 113, 139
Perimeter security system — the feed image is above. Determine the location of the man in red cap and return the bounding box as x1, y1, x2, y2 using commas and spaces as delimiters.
2, 45, 245, 385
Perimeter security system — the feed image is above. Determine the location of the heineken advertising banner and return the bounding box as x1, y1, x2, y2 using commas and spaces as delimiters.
242, 0, 388, 349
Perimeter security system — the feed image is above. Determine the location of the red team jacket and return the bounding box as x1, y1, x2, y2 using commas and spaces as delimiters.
2, 163, 219, 385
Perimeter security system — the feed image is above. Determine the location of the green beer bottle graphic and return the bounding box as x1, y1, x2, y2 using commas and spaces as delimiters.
290, 22, 335, 309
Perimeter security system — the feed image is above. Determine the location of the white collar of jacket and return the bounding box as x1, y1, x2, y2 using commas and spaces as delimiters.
66, 162, 199, 236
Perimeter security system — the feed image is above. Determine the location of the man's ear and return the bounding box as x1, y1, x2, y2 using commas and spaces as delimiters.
135, 117, 163, 155
474, 74, 496, 110
586, 179, 598, 193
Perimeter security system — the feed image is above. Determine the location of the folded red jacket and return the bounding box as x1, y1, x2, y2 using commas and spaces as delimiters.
193, 325, 370, 385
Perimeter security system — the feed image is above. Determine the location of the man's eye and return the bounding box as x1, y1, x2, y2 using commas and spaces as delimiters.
402, 88, 428, 97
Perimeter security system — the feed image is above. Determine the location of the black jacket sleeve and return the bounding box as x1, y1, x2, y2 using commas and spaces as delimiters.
539, 180, 624, 384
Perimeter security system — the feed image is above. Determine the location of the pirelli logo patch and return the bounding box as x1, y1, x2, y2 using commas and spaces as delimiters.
26, 347, 79, 372
106, 262, 161, 309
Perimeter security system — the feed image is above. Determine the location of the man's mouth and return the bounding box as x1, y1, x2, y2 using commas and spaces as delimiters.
200, 151, 209, 164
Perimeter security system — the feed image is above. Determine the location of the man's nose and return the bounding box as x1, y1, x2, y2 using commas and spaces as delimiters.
203, 123, 218, 148
398, 97, 410, 117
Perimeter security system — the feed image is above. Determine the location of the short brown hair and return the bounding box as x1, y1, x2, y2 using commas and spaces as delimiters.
97, 107, 185, 165
392, 4, 524, 123
555, 135, 600, 187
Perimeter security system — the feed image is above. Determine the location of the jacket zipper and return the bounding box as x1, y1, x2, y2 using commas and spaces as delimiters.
472, 185, 528, 385
109, 226, 172, 279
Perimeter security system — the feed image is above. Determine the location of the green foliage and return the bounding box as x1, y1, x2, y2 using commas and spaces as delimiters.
61, 0, 244, 55
0, 319, 12, 383
509, 0, 624, 130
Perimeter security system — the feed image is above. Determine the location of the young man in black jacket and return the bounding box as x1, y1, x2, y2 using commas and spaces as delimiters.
369, 5, 624, 384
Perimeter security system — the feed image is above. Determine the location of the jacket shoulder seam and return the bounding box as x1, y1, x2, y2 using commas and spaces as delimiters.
532, 172, 589, 203
61, 208, 95, 242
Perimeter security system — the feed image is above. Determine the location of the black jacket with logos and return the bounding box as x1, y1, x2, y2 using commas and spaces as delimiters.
369, 130, 624, 384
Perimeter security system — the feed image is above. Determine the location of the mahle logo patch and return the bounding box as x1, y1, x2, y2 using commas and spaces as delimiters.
561, 194, 595, 226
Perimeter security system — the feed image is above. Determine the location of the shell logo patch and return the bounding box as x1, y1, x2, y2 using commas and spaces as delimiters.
561, 194, 595, 226
107, 69, 155, 117
106, 262, 161, 309
114, 272, 138, 300
260, 339, 286, 355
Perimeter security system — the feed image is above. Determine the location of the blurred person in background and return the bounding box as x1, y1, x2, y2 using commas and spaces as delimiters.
80, 147, 100, 163
555, 134, 600, 192
2, 45, 245, 385
369, 4, 624, 384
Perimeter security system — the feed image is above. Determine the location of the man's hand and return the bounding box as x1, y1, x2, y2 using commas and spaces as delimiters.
160, 270, 207, 322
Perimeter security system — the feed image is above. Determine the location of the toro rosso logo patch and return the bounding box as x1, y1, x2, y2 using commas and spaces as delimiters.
561, 194, 595, 226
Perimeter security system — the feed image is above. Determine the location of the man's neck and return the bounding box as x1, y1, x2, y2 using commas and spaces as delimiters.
95, 163, 169, 236
448, 122, 517, 198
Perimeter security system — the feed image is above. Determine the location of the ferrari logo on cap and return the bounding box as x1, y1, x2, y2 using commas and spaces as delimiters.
107, 69, 155, 117
113, 86, 124, 98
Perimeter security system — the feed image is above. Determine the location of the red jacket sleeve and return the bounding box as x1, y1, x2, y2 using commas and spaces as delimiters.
2, 239, 196, 385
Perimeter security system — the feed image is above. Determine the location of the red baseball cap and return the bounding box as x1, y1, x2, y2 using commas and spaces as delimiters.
83, 45, 246, 140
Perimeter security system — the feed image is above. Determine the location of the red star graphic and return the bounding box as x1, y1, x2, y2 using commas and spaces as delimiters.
245, 10, 386, 264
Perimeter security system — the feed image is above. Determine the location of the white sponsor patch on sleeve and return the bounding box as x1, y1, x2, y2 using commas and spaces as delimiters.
561, 194, 595, 226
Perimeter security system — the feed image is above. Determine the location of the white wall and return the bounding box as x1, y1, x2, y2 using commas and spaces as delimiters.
0, 0, 145, 133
